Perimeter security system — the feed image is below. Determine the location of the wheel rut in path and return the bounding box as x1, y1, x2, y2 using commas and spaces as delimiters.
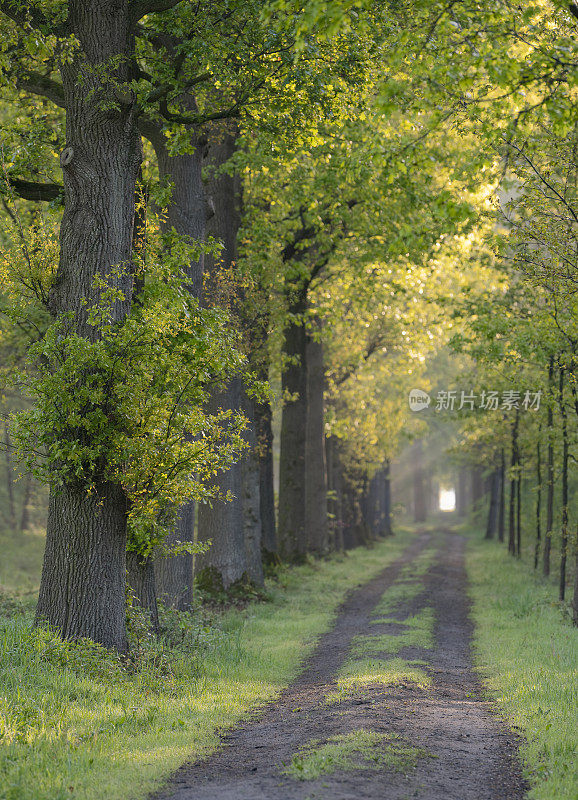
153, 530, 528, 800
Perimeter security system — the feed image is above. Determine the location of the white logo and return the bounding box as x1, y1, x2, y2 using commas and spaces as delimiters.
409, 388, 431, 412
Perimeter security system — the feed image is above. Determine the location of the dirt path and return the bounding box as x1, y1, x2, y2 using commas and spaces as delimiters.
154, 530, 528, 800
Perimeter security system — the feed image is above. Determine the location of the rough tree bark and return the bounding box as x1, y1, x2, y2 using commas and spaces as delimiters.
508, 411, 519, 557
534, 438, 542, 570
543, 356, 555, 577
127, 551, 160, 632
304, 326, 328, 555
255, 387, 277, 557
498, 448, 505, 543
196, 129, 258, 589
326, 435, 344, 552
278, 291, 308, 560
558, 366, 568, 601
154, 503, 195, 609
197, 380, 248, 589
241, 390, 265, 586
35, 0, 141, 651
140, 107, 207, 607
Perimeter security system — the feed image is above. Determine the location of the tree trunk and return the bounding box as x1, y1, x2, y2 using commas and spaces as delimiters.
342, 478, 359, 550
535, 438, 541, 570
516, 459, 522, 558
141, 109, 207, 610
457, 468, 468, 517
413, 440, 427, 523
241, 391, 265, 586
197, 381, 248, 590
498, 449, 505, 543
508, 411, 519, 556
19, 472, 33, 534
572, 525, 578, 627
558, 366, 568, 601
485, 468, 500, 539
36, 482, 129, 650
326, 435, 344, 552
142, 109, 206, 297
278, 294, 308, 560
127, 551, 160, 632
471, 465, 484, 514
36, 0, 141, 651
304, 327, 327, 555
3, 421, 16, 530
383, 461, 393, 536
154, 503, 194, 610
255, 391, 277, 557
196, 130, 249, 590
543, 356, 555, 577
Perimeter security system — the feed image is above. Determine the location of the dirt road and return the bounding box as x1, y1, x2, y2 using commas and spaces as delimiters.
155, 529, 528, 800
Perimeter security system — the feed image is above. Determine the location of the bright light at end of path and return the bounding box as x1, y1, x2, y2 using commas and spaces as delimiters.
439, 489, 456, 512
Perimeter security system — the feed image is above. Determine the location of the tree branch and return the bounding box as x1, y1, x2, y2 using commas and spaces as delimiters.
16, 70, 66, 108
0, 1, 67, 34
130, 0, 184, 24
157, 97, 241, 126
5, 177, 63, 202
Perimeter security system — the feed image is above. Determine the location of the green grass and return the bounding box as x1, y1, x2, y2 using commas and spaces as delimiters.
0, 530, 414, 800
335, 656, 431, 693
283, 729, 427, 780
467, 536, 578, 800
354, 607, 435, 655
371, 578, 424, 617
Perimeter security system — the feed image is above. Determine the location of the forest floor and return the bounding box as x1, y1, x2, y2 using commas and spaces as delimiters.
154, 528, 528, 800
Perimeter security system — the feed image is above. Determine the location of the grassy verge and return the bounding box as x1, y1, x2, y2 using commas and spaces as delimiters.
0, 530, 413, 800
467, 535, 578, 800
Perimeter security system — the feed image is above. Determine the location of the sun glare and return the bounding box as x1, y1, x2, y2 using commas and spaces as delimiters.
439, 488, 456, 512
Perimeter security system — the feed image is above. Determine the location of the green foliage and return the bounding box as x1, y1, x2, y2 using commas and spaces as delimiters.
2, 225, 258, 554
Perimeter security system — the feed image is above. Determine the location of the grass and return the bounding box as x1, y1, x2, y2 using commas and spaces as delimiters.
0, 529, 414, 800
358, 608, 435, 656
335, 657, 431, 693
371, 578, 424, 617
283, 729, 427, 780
467, 535, 578, 800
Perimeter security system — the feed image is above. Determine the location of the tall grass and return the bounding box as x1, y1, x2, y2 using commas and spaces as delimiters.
467, 536, 578, 800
